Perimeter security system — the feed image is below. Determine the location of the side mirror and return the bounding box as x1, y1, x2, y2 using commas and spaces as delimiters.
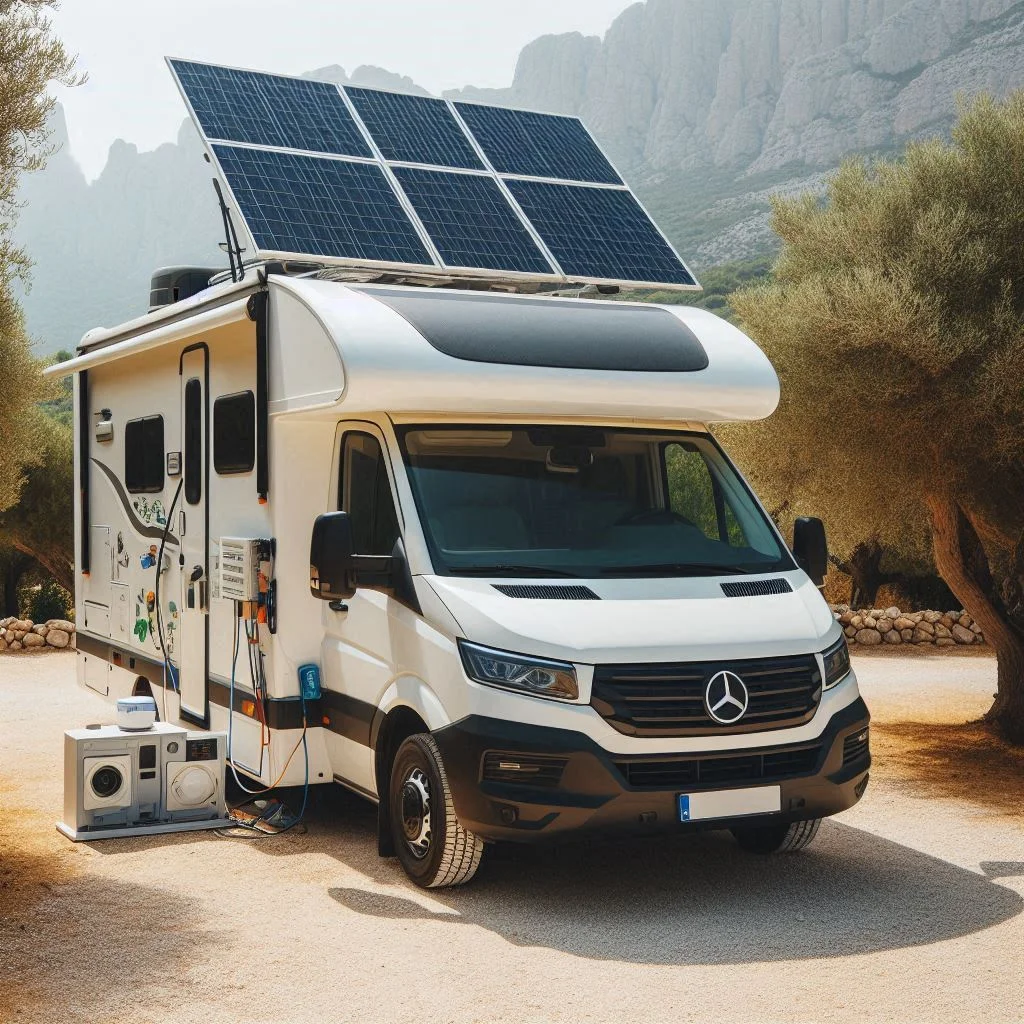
793, 516, 828, 588
310, 512, 356, 601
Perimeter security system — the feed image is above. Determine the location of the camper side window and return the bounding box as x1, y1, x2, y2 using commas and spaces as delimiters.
213, 391, 255, 475
124, 415, 165, 494
340, 432, 400, 556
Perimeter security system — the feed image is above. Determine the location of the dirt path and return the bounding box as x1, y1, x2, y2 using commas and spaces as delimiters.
1, 651, 1022, 1024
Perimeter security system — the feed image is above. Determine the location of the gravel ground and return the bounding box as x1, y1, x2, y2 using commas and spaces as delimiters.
1, 651, 1022, 1024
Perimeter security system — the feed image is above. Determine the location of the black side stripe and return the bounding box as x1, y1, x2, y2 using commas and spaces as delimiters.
90, 459, 181, 545
76, 630, 376, 745
79, 371, 91, 575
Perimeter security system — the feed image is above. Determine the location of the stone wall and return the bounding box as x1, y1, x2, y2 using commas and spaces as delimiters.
0, 617, 76, 652
833, 606, 984, 647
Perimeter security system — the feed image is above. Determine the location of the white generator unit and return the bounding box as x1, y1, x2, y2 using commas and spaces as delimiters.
58, 721, 231, 841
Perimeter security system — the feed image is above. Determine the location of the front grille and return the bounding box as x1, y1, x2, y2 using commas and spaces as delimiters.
481, 751, 568, 787
721, 577, 793, 598
615, 742, 822, 790
843, 728, 870, 766
493, 584, 600, 600
591, 653, 823, 737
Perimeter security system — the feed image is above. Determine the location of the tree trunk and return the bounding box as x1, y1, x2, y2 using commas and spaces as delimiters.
9, 540, 74, 596
831, 539, 890, 608
2, 552, 31, 617
926, 492, 1024, 744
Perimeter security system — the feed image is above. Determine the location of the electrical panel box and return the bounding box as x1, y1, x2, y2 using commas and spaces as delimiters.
218, 537, 266, 602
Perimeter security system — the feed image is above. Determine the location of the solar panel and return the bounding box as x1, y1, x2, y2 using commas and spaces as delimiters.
168, 58, 698, 289
347, 88, 484, 171
213, 144, 432, 266
392, 167, 551, 274
505, 179, 697, 286
170, 59, 372, 158
453, 103, 623, 185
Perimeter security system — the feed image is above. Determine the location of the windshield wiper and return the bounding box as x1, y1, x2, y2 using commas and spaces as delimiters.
448, 565, 582, 579
599, 563, 751, 577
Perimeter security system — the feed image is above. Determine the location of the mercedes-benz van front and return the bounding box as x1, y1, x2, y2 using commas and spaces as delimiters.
311, 418, 869, 888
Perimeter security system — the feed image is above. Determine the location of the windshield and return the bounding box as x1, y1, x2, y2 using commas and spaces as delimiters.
398, 426, 793, 578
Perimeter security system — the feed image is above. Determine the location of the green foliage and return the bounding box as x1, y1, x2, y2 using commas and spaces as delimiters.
0, 4, 80, 511
38, 347, 72, 425
0, 409, 73, 592
23, 575, 70, 621
728, 93, 1024, 561
725, 91, 1024, 738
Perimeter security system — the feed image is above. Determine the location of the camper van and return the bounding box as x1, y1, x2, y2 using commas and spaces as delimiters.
48, 58, 869, 886
49, 267, 870, 887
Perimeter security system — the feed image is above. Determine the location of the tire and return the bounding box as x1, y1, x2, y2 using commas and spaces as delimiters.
732, 818, 822, 854
389, 733, 484, 888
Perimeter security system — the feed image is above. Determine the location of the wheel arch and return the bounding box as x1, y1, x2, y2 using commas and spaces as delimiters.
374, 704, 431, 858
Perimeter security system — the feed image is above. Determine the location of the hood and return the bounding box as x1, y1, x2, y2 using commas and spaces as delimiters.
423, 572, 837, 665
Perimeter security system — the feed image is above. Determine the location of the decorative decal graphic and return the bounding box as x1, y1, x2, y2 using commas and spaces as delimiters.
91, 460, 179, 545
133, 589, 159, 648
164, 600, 178, 655
132, 497, 167, 527
115, 531, 129, 573
140, 544, 159, 569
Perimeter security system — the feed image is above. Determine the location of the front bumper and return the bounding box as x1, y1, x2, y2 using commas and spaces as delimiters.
433, 697, 870, 843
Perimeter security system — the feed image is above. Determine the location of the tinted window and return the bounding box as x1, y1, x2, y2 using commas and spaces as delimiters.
399, 426, 790, 578
213, 391, 255, 475
340, 433, 400, 556
125, 415, 164, 494
184, 377, 202, 505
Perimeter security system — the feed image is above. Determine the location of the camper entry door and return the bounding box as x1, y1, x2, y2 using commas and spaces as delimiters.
178, 346, 209, 724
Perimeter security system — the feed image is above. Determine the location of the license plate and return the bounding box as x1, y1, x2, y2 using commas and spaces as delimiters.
678, 786, 781, 822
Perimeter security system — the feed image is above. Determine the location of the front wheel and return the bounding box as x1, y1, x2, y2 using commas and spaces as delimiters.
731, 818, 822, 854
389, 733, 484, 888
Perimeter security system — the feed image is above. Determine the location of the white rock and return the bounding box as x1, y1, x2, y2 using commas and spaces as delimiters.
45, 629, 71, 649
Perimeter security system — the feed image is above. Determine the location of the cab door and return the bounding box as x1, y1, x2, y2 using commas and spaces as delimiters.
178, 346, 209, 724
321, 426, 403, 794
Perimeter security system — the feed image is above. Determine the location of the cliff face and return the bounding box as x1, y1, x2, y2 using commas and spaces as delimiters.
449, 0, 1024, 178
15, 0, 1024, 352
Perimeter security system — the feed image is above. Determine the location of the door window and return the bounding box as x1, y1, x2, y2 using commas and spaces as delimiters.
184, 377, 202, 505
340, 432, 400, 555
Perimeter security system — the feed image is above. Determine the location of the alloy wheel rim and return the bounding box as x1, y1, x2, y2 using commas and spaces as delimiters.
400, 767, 432, 859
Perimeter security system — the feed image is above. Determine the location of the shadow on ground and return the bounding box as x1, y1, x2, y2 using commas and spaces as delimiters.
238, 784, 1023, 966
872, 720, 1024, 816
0, 803, 218, 1023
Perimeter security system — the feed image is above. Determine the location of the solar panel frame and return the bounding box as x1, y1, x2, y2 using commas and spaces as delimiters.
212, 144, 437, 268
166, 57, 701, 290
505, 178, 699, 287
452, 100, 623, 185
391, 166, 554, 276
169, 58, 373, 158
346, 87, 485, 171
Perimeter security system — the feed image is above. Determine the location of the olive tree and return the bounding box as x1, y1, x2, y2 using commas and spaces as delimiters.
0, 2, 79, 508
728, 92, 1024, 743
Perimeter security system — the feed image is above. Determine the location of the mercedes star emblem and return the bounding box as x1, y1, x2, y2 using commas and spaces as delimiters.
704, 670, 750, 725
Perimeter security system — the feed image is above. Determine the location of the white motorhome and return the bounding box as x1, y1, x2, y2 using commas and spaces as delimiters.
49, 268, 870, 887
48, 59, 869, 887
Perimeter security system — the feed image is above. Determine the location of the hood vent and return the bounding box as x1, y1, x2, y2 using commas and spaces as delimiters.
493, 584, 600, 600
721, 578, 793, 598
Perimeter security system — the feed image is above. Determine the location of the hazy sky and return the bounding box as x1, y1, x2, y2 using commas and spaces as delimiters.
49, 0, 633, 180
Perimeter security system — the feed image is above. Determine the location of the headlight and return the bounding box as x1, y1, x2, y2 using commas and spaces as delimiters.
458, 640, 578, 701
822, 635, 852, 689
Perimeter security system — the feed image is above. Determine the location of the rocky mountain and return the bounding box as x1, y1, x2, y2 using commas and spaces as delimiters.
15, 0, 1024, 353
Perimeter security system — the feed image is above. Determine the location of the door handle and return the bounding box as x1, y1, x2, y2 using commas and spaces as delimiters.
328, 601, 349, 613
